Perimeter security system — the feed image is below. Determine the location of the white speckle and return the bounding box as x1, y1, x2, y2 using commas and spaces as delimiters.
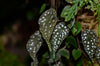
64, 26, 67, 29
30, 48, 32, 50
92, 43, 94, 45
44, 13, 47, 16
39, 42, 42, 44
55, 35, 57, 37
87, 48, 90, 50
44, 33, 47, 35
87, 41, 90, 44
41, 20, 44, 23
33, 51, 35, 53
91, 50, 93, 52
42, 17, 45, 19
84, 36, 87, 39
84, 33, 87, 36
56, 32, 59, 35
58, 26, 61, 29
50, 25, 52, 27
47, 12, 49, 14
84, 41, 86, 43
52, 20, 55, 22
55, 29, 57, 32
87, 45, 89, 47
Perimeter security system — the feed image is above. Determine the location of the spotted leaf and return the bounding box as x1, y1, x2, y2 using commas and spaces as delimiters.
53, 61, 63, 66
26, 31, 43, 66
81, 29, 98, 62
38, 8, 58, 51
50, 22, 69, 59
95, 47, 100, 64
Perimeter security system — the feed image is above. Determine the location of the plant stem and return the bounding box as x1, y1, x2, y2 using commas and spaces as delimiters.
51, 0, 55, 8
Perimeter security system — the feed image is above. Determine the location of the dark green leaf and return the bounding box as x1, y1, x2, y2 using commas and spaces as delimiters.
39, 3, 46, 14
66, 36, 78, 48
71, 22, 82, 36
81, 29, 98, 62
72, 49, 82, 60
95, 47, 100, 64
57, 49, 70, 59
38, 8, 58, 52
50, 22, 69, 59
43, 52, 49, 58
26, 31, 43, 65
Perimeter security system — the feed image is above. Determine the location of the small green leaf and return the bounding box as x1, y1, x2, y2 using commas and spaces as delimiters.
95, 47, 100, 64
67, 18, 75, 29
71, 22, 82, 36
88, 61, 91, 64
39, 3, 46, 14
72, 49, 82, 60
61, 5, 71, 18
57, 49, 70, 59
66, 36, 78, 48
43, 52, 49, 58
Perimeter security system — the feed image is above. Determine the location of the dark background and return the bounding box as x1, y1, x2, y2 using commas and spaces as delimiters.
0, 0, 47, 66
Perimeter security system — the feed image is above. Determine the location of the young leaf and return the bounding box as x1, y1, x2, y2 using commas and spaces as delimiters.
61, 5, 71, 18
26, 31, 43, 66
72, 49, 82, 60
66, 36, 78, 48
61, 4, 78, 22
38, 8, 58, 52
95, 47, 100, 64
39, 3, 46, 14
71, 22, 82, 36
81, 29, 98, 62
67, 18, 75, 29
50, 22, 69, 59
57, 49, 70, 59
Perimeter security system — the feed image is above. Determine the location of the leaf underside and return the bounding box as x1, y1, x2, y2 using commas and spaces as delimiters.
81, 29, 98, 62
50, 22, 69, 59
26, 31, 43, 65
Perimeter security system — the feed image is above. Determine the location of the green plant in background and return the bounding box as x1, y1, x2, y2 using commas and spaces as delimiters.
0, 37, 23, 66
26, 0, 100, 66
